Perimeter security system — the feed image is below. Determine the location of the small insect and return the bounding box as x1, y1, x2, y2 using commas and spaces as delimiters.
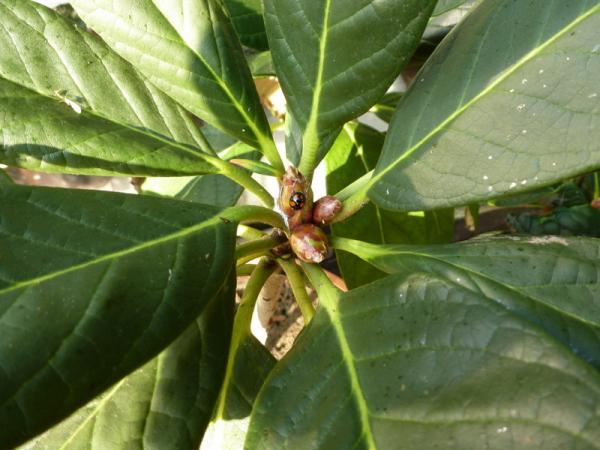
289, 191, 306, 210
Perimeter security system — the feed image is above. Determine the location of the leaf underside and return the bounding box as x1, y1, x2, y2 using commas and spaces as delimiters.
0, 0, 216, 177
71, 0, 274, 152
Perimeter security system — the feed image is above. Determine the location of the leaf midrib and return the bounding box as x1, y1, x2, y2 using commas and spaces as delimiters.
144, 0, 271, 151
0, 4, 215, 169
0, 213, 223, 297
368, 3, 600, 190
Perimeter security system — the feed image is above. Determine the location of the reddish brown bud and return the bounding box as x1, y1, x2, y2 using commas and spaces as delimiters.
592, 198, 600, 209
289, 223, 329, 264
278, 166, 313, 229
312, 195, 342, 225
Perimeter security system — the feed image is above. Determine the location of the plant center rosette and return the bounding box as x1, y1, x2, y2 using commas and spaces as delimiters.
278, 167, 342, 263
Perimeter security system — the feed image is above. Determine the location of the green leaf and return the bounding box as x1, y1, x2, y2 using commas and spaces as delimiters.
248, 51, 275, 78
0, 170, 12, 184
370, 1, 600, 211
432, 0, 471, 16
201, 336, 275, 449
508, 204, 600, 237
246, 258, 600, 449
325, 123, 453, 288
71, 0, 281, 169
0, 0, 220, 177
223, 0, 268, 51
369, 92, 403, 124
334, 236, 600, 368
0, 184, 238, 449
264, 0, 437, 173
21, 278, 235, 450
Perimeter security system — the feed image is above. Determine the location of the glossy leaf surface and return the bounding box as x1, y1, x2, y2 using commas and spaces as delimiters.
264, 0, 436, 172
71, 0, 278, 162
370, 0, 600, 211
326, 123, 453, 288
247, 242, 600, 449
0, 0, 218, 177
21, 280, 234, 450
0, 185, 237, 448
223, 0, 268, 51
335, 236, 600, 368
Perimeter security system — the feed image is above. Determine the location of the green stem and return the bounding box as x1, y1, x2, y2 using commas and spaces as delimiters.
301, 262, 340, 311
230, 159, 281, 177
206, 156, 274, 207
237, 224, 267, 241
330, 180, 371, 224
236, 263, 258, 276
260, 137, 286, 176
213, 258, 276, 422
235, 235, 283, 266
278, 258, 315, 323
594, 173, 600, 199
222, 205, 286, 231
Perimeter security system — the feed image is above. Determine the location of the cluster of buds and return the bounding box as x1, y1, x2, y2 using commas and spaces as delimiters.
278, 167, 342, 263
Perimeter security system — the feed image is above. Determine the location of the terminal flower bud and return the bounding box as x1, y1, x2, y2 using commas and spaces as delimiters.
289, 224, 329, 263
312, 195, 342, 225
278, 166, 313, 229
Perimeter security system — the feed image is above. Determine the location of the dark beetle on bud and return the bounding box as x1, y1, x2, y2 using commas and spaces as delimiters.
278, 166, 313, 230
312, 195, 342, 225
289, 223, 329, 263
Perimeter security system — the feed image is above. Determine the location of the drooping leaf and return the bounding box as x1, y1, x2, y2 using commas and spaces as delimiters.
20, 277, 235, 450
325, 123, 453, 288
246, 256, 600, 449
0, 0, 220, 177
201, 336, 275, 449
334, 236, 600, 368
71, 0, 280, 167
370, 1, 600, 211
223, 0, 268, 51
0, 184, 238, 449
264, 0, 437, 172
508, 204, 600, 237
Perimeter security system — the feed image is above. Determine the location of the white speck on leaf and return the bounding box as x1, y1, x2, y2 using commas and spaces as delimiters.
521, 78, 528, 85
497, 426, 508, 434
593, 44, 600, 53
488, 186, 493, 192
509, 88, 515, 93
483, 175, 488, 180
552, 162, 557, 167
521, 129, 528, 134
521, 180, 527, 185
516, 103, 526, 111
538, 69, 544, 74
509, 182, 517, 189
529, 236, 568, 246
543, 83, 548, 88
488, 155, 493, 160
589, 93, 598, 99
205, 253, 210, 260
386, 188, 390, 195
